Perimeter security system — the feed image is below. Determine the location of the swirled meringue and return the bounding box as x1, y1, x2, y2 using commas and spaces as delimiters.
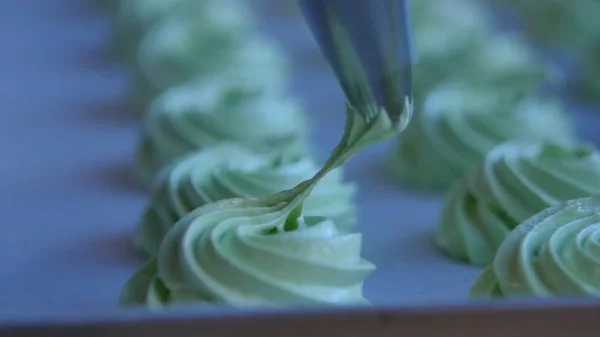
412, 0, 491, 93
113, 0, 192, 63
386, 83, 575, 190
123, 202, 373, 307
131, 11, 280, 116
136, 143, 357, 257
470, 195, 600, 297
437, 141, 600, 266
412, 0, 489, 60
137, 73, 308, 186
120, 99, 413, 308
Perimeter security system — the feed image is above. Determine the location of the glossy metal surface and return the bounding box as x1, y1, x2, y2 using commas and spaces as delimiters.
298, 0, 415, 123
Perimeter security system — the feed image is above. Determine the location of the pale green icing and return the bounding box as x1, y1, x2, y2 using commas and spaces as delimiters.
415, 32, 560, 98
135, 143, 357, 257
114, 0, 253, 64
496, 0, 600, 100
121, 98, 413, 308
386, 83, 575, 189
131, 8, 276, 116
137, 74, 308, 186
412, 0, 560, 97
411, 0, 490, 94
113, 0, 190, 63
412, 0, 489, 61
124, 213, 374, 307
499, 0, 599, 48
470, 195, 600, 298
437, 140, 600, 266
466, 33, 562, 91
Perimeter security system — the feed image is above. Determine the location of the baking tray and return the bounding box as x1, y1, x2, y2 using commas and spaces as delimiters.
1, 0, 600, 336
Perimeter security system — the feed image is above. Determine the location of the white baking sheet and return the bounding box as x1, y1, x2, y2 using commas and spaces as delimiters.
0, 0, 599, 321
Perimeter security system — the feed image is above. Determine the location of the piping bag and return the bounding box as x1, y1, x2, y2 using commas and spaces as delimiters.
299, 0, 416, 127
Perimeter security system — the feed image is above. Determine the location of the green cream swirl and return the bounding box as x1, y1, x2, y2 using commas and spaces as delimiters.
137, 74, 308, 185
412, 0, 560, 97
131, 9, 278, 116
494, 0, 599, 100
113, 0, 192, 63
121, 98, 412, 308
412, 0, 489, 61
386, 83, 575, 189
500, 0, 599, 49
411, 0, 491, 93
136, 143, 357, 257
124, 209, 374, 307
464, 33, 563, 91
437, 141, 600, 266
470, 195, 600, 298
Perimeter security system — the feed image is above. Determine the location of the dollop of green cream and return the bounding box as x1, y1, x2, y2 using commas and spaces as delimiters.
492, 0, 600, 100
113, 0, 193, 63
386, 83, 575, 190
415, 32, 560, 97
137, 74, 308, 186
121, 98, 412, 308
470, 195, 600, 297
412, 0, 560, 98
135, 143, 357, 257
411, 0, 490, 93
437, 140, 600, 266
123, 205, 374, 307
131, 10, 277, 116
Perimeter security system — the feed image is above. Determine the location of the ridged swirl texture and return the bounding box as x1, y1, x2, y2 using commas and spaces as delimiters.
412, 0, 489, 59
496, 0, 599, 100
121, 200, 374, 307
131, 5, 280, 116
411, 0, 560, 98
437, 141, 600, 266
499, 0, 599, 48
411, 0, 491, 94
137, 74, 308, 186
470, 195, 600, 297
118, 94, 413, 308
112, 0, 193, 63
464, 33, 562, 92
386, 82, 576, 190
136, 143, 357, 257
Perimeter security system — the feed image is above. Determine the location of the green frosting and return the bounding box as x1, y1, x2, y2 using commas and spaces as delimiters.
437, 140, 600, 266
411, 0, 491, 93
124, 213, 374, 307
135, 143, 357, 257
121, 98, 412, 308
113, 0, 191, 63
499, 0, 599, 49
412, 0, 490, 59
137, 73, 307, 186
415, 32, 560, 98
411, 0, 561, 97
465, 33, 562, 90
122, 0, 414, 305
130, 6, 273, 116
470, 195, 600, 297
386, 83, 575, 189
114, 0, 253, 64
496, 0, 600, 100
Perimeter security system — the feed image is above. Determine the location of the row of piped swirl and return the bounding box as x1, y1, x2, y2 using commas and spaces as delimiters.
390, 0, 600, 298
102, 0, 600, 306
492, 0, 600, 101
103, 0, 373, 308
